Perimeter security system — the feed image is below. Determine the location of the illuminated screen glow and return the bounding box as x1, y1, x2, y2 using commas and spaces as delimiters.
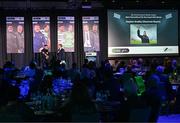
108, 10, 178, 57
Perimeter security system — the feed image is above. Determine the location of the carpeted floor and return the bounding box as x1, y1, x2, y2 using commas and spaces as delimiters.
158, 114, 180, 122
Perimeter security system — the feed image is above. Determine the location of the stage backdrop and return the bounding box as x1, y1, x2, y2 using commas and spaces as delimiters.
0, 9, 107, 69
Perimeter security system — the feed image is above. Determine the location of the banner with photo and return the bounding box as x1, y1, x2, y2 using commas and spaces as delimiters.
32, 17, 50, 53
82, 16, 100, 52
57, 16, 75, 52
6, 17, 24, 53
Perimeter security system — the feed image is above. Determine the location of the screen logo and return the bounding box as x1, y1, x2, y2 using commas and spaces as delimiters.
163, 47, 173, 52
112, 48, 129, 53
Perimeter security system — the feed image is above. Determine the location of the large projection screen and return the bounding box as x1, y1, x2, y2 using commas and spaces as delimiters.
82, 16, 100, 52
108, 10, 178, 57
57, 16, 75, 52
6, 17, 24, 53
32, 17, 50, 53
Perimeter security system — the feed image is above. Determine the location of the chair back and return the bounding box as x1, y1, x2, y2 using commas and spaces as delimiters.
128, 107, 151, 122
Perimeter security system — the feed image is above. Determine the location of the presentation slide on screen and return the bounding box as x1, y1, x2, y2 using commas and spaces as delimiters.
108, 10, 178, 57
82, 16, 100, 52
57, 16, 75, 52
6, 17, 24, 53
32, 17, 50, 53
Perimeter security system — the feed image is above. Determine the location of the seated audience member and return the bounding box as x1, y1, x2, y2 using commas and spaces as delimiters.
67, 62, 80, 82
56, 81, 98, 122
156, 65, 174, 105
175, 86, 180, 113
116, 60, 126, 72
155, 66, 167, 81
0, 85, 34, 122
103, 65, 123, 101
39, 75, 53, 95
81, 59, 89, 79
88, 61, 97, 79
112, 60, 119, 72
3, 61, 17, 82
82, 58, 89, 68
164, 59, 173, 74
0, 79, 9, 108
23, 61, 41, 93
120, 73, 138, 99
171, 59, 177, 71
23, 61, 37, 78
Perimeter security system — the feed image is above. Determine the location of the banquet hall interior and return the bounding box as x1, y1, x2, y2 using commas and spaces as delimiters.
0, 0, 180, 122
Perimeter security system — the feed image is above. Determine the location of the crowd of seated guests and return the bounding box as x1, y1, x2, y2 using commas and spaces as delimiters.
0, 83, 34, 121
0, 57, 179, 122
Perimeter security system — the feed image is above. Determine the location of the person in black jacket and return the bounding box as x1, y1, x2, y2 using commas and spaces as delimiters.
137, 28, 149, 43
41, 45, 49, 68
57, 44, 65, 62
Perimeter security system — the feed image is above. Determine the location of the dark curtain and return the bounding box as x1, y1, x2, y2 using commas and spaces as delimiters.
0, 11, 3, 67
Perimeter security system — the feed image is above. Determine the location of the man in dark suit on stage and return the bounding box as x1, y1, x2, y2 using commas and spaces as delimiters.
57, 44, 65, 62
41, 45, 49, 68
